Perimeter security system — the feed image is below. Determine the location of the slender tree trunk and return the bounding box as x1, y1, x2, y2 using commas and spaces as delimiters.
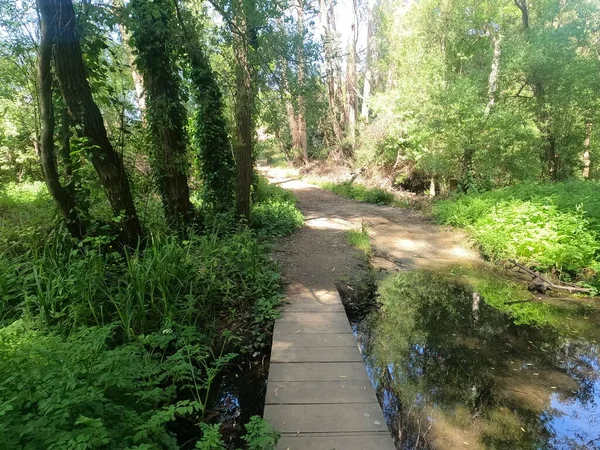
281, 57, 302, 153
42, 0, 143, 247
59, 104, 74, 180
130, 0, 194, 229
583, 122, 592, 179
514, 0, 530, 30
233, 13, 254, 220
484, 32, 502, 118
360, 4, 373, 121
37, 1, 85, 238
320, 0, 343, 141
346, 0, 358, 148
172, 1, 235, 214
296, 0, 308, 163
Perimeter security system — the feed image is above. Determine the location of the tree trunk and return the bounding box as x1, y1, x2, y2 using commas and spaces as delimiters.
296, 0, 308, 163
514, 0, 529, 30
233, 14, 254, 220
484, 32, 502, 118
130, 0, 194, 229
281, 57, 302, 154
360, 4, 373, 121
346, 0, 358, 148
37, 2, 85, 239
319, 0, 343, 141
42, 0, 143, 247
583, 122, 592, 179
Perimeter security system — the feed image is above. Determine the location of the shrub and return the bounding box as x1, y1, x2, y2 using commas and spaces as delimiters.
432, 181, 600, 284
251, 176, 303, 237
321, 181, 396, 206
0, 322, 231, 450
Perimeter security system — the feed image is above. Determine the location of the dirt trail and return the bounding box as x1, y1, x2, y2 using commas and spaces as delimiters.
264, 166, 479, 291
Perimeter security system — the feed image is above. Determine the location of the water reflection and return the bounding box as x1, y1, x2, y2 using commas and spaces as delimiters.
354, 271, 600, 449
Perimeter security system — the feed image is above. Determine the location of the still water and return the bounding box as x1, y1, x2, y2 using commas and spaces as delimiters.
353, 271, 600, 450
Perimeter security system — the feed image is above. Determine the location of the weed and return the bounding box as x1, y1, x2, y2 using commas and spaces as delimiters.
346, 223, 372, 257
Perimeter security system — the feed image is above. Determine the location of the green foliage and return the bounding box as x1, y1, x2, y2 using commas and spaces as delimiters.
433, 181, 600, 284
0, 176, 302, 448
346, 224, 372, 257
196, 424, 226, 449
0, 322, 226, 450
187, 43, 236, 213
321, 181, 396, 206
242, 416, 280, 450
250, 176, 304, 237
194, 417, 279, 450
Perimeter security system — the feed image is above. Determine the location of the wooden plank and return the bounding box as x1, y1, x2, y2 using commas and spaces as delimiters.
289, 291, 341, 304
282, 303, 346, 312
264, 403, 388, 433
266, 381, 377, 404
277, 433, 396, 450
272, 333, 357, 348
271, 346, 362, 363
279, 312, 350, 324
273, 322, 351, 334
268, 362, 370, 382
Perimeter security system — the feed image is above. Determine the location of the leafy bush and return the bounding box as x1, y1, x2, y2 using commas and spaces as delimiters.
0, 177, 296, 449
251, 176, 303, 237
433, 181, 600, 283
321, 181, 396, 206
0, 322, 234, 450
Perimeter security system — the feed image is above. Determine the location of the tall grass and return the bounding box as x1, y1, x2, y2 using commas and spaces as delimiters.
0, 177, 301, 448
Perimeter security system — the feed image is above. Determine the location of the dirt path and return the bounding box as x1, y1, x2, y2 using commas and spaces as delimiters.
262, 166, 481, 450
264, 166, 479, 289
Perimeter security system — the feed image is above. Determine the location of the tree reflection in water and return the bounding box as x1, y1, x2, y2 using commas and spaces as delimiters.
354, 271, 600, 450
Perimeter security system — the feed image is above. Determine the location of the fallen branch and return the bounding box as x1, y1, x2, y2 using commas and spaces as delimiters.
508, 259, 591, 294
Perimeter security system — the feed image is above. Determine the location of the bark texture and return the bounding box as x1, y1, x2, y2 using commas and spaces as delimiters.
295, 0, 309, 163
360, 5, 373, 121
346, 0, 358, 148
233, 13, 254, 219
42, 0, 143, 246
37, 1, 85, 238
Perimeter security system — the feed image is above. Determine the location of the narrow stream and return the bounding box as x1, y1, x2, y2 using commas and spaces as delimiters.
351, 271, 600, 450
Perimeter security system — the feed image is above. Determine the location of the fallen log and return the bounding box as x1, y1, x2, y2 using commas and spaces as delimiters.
508, 259, 591, 294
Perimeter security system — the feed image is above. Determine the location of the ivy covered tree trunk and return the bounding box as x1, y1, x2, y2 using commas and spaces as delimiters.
37, 1, 85, 239
40, 0, 143, 247
130, 0, 194, 228
173, 2, 235, 213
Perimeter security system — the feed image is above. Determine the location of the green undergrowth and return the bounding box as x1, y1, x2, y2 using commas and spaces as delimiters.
0, 177, 300, 449
346, 224, 372, 257
320, 181, 415, 208
433, 181, 600, 289
250, 176, 304, 237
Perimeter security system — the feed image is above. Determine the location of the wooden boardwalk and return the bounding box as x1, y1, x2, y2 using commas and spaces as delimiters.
264, 289, 395, 450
